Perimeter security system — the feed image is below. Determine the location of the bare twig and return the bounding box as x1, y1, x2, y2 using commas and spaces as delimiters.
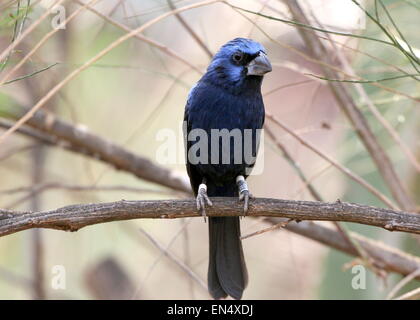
167, 0, 213, 58
394, 287, 420, 300
264, 124, 323, 201
266, 113, 396, 209
263, 79, 314, 97
387, 268, 420, 299
241, 219, 291, 240
0, 142, 36, 162
0, 182, 180, 197
138, 227, 208, 292
125, 219, 194, 298
3, 62, 59, 85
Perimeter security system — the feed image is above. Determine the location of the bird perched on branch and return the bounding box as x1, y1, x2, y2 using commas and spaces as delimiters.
184, 38, 271, 299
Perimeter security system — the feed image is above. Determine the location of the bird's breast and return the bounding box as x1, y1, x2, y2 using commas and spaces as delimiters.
187, 83, 264, 183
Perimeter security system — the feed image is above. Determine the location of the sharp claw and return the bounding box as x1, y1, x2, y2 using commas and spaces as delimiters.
196, 183, 211, 221
200, 197, 206, 216
244, 193, 249, 213
238, 190, 250, 214
236, 175, 252, 214
204, 194, 213, 207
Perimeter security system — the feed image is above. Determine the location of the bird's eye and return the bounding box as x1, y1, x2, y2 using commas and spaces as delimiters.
232, 52, 243, 63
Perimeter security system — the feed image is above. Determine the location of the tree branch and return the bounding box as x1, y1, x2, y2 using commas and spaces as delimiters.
1, 198, 419, 237
167, 0, 213, 59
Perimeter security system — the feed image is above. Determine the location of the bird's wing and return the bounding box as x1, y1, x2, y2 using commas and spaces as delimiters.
183, 82, 202, 195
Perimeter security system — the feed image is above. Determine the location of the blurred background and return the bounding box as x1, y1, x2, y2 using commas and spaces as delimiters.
0, 0, 419, 299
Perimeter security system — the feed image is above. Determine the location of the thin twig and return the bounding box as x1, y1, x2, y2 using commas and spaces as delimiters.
241, 219, 291, 240
138, 227, 208, 293
266, 112, 396, 209
0, 182, 179, 197
386, 268, 420, 299
167, 0, 213, 58
2, 182, 183, 210
307, 72, 420, 83
393, 287, 420, 300
3, 62, 59, 85
125, 220, 198, 298
229, 4, 393, 45
263, 79, 314, 97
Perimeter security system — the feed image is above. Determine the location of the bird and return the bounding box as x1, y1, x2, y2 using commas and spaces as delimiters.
183, 38, 271, 300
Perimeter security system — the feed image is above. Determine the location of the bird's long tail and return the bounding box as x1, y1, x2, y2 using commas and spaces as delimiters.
207, 184, 248, 300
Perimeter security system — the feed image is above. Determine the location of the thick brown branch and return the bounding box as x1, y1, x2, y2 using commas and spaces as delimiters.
1, 198, 419, 237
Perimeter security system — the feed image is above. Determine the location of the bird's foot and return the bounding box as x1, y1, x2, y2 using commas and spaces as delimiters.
196, 183, 213, 220
236, 176, 253, 214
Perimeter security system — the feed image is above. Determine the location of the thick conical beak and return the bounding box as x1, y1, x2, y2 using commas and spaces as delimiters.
247, 52, 272, 76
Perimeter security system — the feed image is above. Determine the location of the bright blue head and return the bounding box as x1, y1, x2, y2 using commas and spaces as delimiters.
202, 38, 271, 94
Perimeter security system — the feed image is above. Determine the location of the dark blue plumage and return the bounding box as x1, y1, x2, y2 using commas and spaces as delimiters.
184, 38, 271, 299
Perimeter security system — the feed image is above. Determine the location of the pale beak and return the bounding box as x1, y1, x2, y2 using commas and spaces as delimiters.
247, 52, 272, 76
